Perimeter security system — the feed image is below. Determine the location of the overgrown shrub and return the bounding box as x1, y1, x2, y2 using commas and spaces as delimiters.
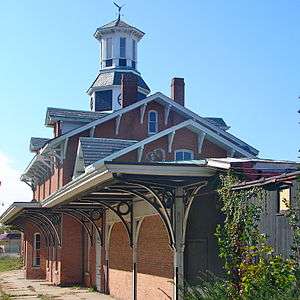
183, 172, 300, 300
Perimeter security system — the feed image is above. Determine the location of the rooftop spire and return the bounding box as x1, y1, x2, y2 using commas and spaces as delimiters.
113, 2, 124, 21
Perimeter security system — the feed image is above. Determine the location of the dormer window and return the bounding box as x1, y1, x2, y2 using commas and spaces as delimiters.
175, 149, 194, 161
148, 110, 158, 135
120, 37, 126, 58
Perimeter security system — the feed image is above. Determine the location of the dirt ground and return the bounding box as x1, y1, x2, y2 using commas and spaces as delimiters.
0, 270, 114, 300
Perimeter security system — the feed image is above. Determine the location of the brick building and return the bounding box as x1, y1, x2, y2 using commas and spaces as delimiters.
1, 13, 298, 300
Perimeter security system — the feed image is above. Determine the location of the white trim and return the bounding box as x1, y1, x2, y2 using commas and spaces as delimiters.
115, 115, 122, 135
140, 103, 147, 124
197, 132, 206, 154
88, 119, 255, 173
0, 202, 40, 224
168, 131, 175, 153
164, 105, 171, 126
174, 149, 194, 161
38, 92, 258, 157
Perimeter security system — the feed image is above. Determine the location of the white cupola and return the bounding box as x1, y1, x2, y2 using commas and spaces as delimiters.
87, 15, 150, 113
94, 17, 144, 71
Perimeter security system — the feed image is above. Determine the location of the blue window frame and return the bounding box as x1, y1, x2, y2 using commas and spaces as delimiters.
175, 149, 194, 161
148, 111, 158, 134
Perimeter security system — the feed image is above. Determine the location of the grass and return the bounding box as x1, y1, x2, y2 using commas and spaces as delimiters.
0, 256, 22, 273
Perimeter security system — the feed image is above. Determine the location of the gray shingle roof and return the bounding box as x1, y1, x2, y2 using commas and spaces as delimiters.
89, 70, 150, 92
204, 117, 229, 130
45, 108, 109, 126
30, 137, 50, 152
95, 18, 144, 38
80, 137, 137, 166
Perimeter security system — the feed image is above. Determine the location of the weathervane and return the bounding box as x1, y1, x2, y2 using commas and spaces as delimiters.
113, 2, 125, 20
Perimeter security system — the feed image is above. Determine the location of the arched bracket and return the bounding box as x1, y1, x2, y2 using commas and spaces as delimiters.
108, 183, 176, 249
182, 182, 208, 243
55, 208, 103, 247
85, 200, 133, 247
25, 211, 62, 247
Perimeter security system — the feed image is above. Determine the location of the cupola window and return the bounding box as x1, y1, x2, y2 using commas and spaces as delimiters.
148, 110, 158, 135
105, 38, 113, 67
175, 149, 194, 161
120, 37, 126, 58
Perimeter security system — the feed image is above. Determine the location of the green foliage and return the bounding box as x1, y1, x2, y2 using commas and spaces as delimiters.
215, 172, 299, 299
0, 256, 22, 272
182, 274, 229, 300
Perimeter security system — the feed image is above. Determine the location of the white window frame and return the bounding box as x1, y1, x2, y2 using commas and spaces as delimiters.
33, 233, 41, 267
148, 110, 158, 135
132, 39, 136, 61
174, 149, 194, 161
106, 38, 112, 59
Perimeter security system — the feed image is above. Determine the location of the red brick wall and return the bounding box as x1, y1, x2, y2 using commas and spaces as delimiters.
137, 215, 174, 300
60, 215, 83, 285
109, 222, 133, 300
24, 222, 47, 280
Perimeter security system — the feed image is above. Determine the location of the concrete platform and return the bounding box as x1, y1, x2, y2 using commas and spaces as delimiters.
0, 270, 114, 299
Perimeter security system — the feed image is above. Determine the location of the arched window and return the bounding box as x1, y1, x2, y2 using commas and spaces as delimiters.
33, 233, 41, 267
174, 149, 194, 161
148, 110, 158, 135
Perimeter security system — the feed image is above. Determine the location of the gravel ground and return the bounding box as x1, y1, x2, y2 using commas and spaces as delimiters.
0, 270, 114, 300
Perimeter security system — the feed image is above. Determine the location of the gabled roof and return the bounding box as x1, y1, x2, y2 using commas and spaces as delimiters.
22, 92, 259, 184
85, 119, 258, 174
79, 137, 137, 167
88, 70, 150, 94
45, 107, 109, 126
38, 92, 258, 157
30, 137, 50, 152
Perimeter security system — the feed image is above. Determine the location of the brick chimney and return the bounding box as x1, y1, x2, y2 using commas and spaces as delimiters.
121, 73, 138, 108
171, 77, 185, 106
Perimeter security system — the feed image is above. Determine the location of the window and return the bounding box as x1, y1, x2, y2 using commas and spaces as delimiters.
120, 37, 126, 58
175, 149, 194, 161
33, 233, 41, 267
132, 61, 136, 69
106, 38, 112, 59
105, 59, 113, 67
119, 58, 127, 67
94, 90, 112, 111
278, 187, 291, 213
132, 39, 136, 61
148, 111, 158, 134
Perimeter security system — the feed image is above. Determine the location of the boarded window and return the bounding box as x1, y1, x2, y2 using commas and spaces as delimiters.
278, 187, 291, 213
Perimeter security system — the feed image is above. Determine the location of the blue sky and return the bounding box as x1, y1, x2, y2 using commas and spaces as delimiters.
0, 0, 299, 172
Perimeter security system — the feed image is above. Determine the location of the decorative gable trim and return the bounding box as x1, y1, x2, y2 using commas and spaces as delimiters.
86, 119, 256, 173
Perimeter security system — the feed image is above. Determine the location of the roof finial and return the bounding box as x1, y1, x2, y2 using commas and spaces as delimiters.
113, 2, 125, 21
